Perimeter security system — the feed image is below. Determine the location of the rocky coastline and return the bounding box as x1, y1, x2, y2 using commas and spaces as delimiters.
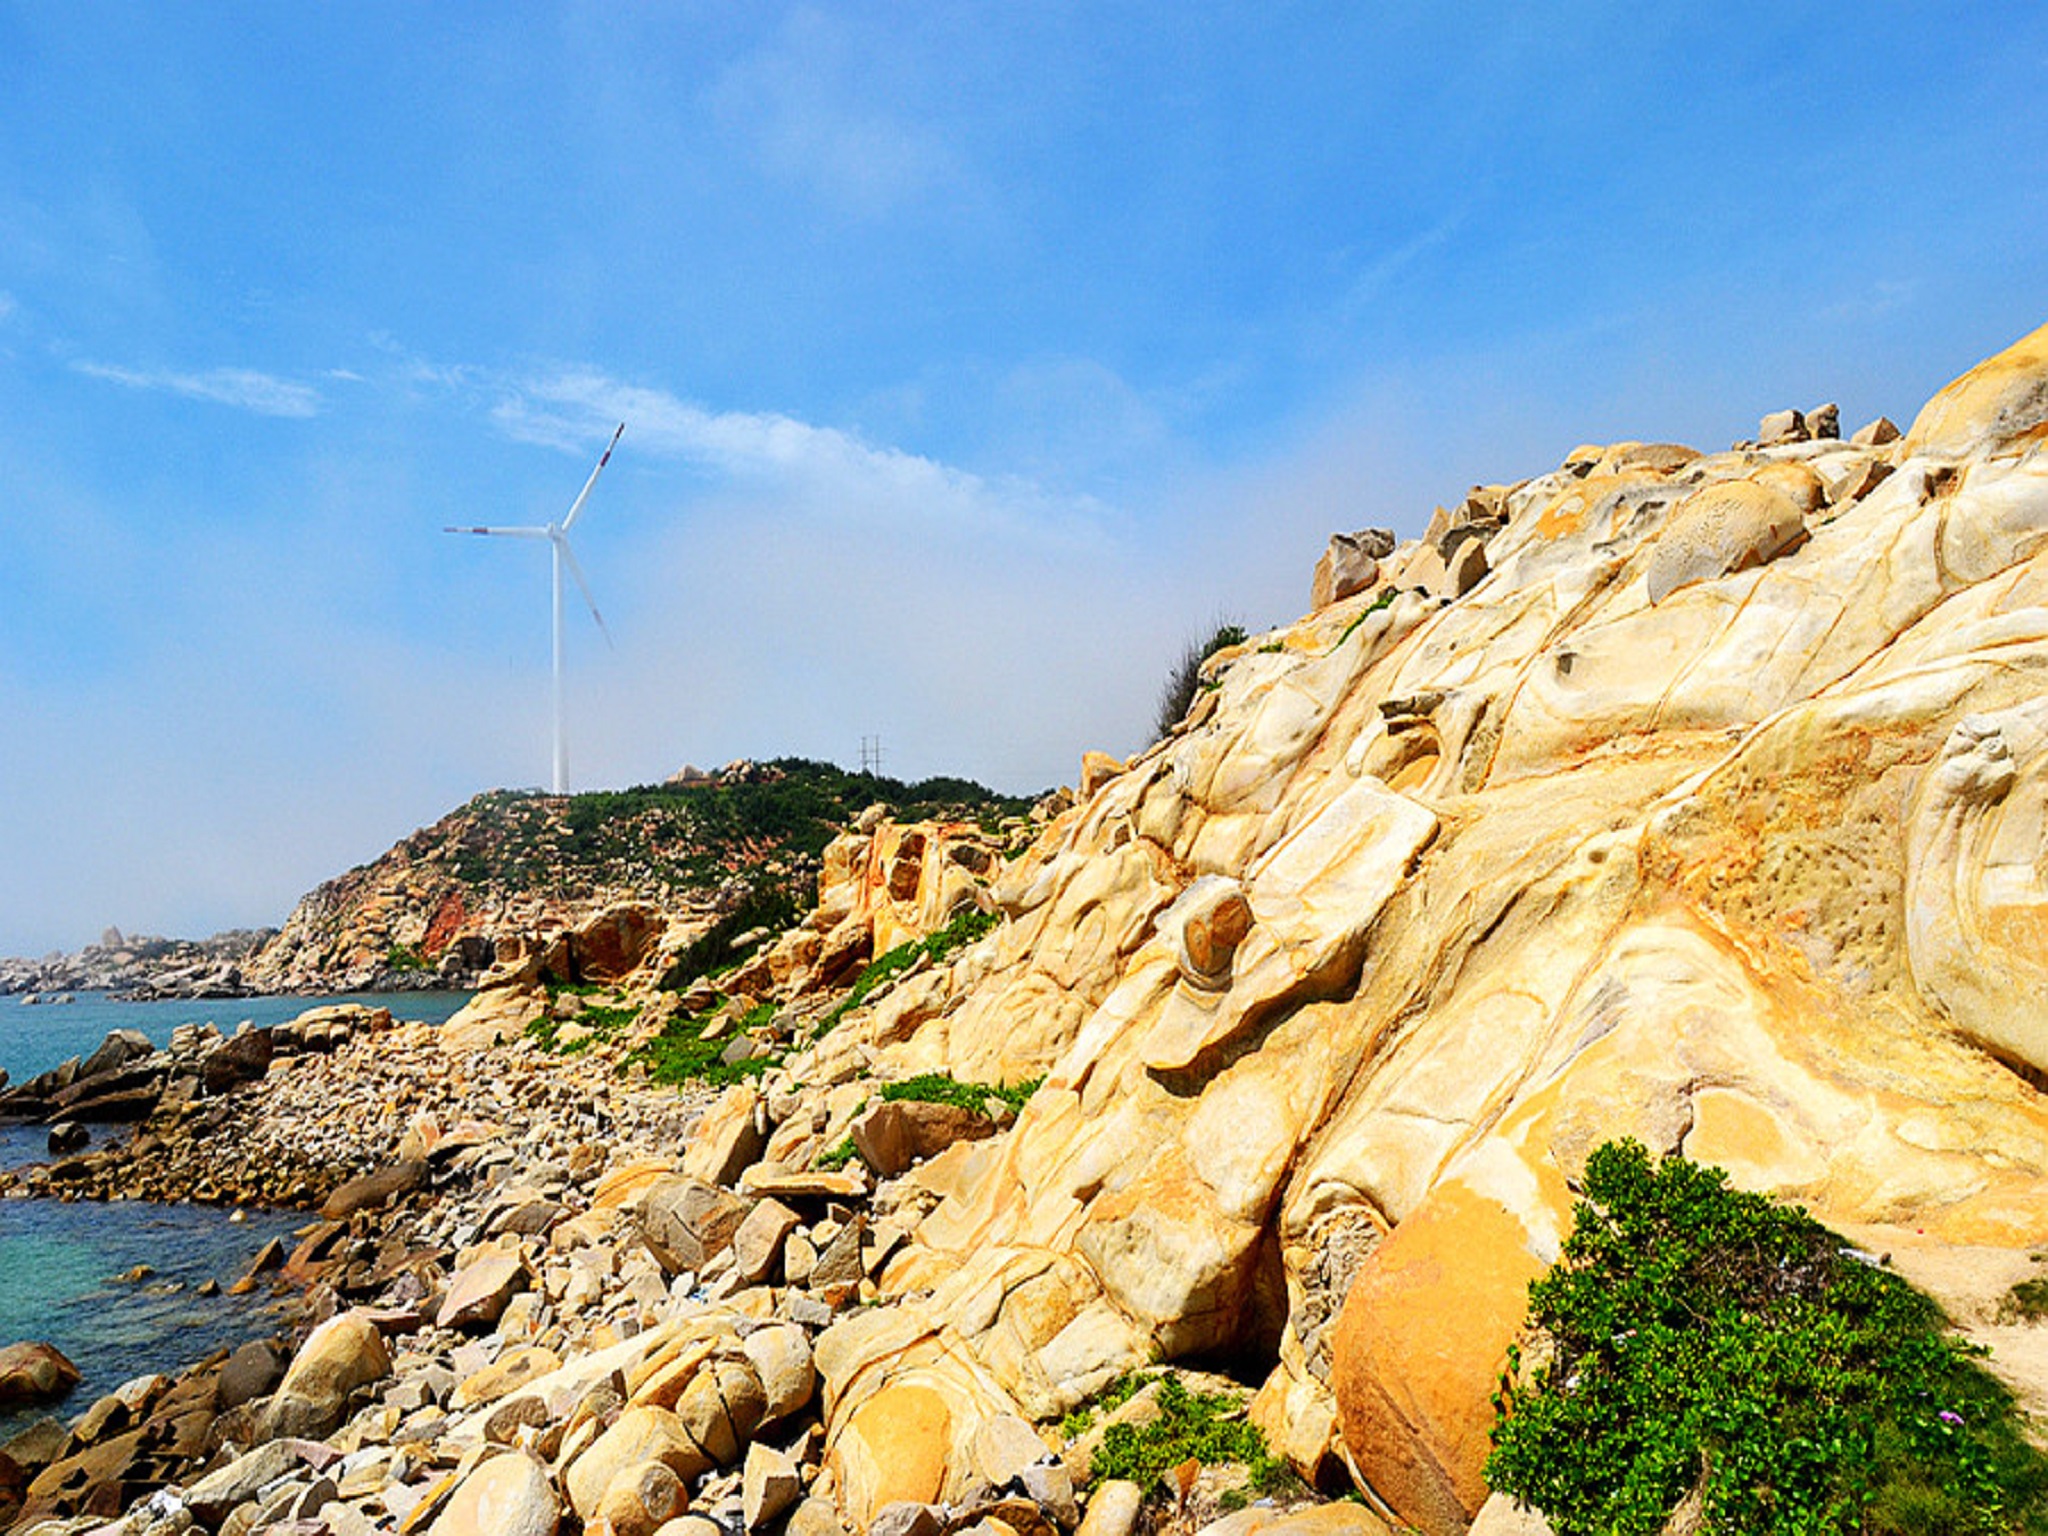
4, 322, 2048, 1536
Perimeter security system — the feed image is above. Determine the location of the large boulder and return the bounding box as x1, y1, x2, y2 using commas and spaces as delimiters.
1644, 477, 1806, 604
572, 903, 667, 983
200, 1027, 274, 1093
850, 1099, 997, 1178
428, 1450, 560, 1536
565, 1405, 713, 1520
1905, 317, 2048, 458
262, 1309, 392, 1439
637, 1177, 750, 1276
0, 1343, 79, 1408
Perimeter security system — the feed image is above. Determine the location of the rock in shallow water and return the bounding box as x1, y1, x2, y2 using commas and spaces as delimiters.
0, 1342, 80, 1408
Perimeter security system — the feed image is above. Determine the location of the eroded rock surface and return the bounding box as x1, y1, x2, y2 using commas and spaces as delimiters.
776, 321, 2048, 1532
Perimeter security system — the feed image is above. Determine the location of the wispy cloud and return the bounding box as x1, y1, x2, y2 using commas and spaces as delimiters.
1336, 208, 1470, 323
72, 361, 322, 418
489, 366, 1114, 544
0, 291, 16, 324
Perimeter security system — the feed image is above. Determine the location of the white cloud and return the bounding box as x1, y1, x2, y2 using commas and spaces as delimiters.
491, 366, 1116, 549
73, 360, 322, 418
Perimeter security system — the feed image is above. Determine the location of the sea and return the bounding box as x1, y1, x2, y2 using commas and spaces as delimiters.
0, 989, 470, 1439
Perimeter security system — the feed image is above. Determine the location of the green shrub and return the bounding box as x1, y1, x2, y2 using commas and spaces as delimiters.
1061, 1370, 1156, 1439
1087, 1374, 1295, 1495
1155, 620, 1249, 739
817, 1137, 858, 1171
1486, 1139, 2048, 1536
384, 943, 429, 972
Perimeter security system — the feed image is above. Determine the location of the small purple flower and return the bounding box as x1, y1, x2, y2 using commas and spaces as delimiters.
1939, 1410, 1964, 1427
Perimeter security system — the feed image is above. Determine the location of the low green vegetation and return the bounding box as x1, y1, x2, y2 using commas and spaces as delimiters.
1060, 1370, 1156, 1439
525, 995, 642, 1055
1486, 1139, 2048, 1536
1332, 584, 1399, 648
814, 908, 1002, 1038
816, 1136, 858, 1171
1076, 1373, 1296, 1498
880, 1071, 1042, 1117
384, 943, 429, 972
628, 998, 782, 1087
1998, 1277, 2048, 1325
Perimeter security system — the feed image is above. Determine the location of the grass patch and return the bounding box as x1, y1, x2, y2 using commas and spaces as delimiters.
627, 999, 782, 1087
880, 1072, 1042, 1117
524, 997, 641, 1055
817, 1137, 857, 1171
1486, 1138, 2048, 1536
814, 907, 1001, 1038
1086, 1374, 1295, 1496
384, 943, 429, 972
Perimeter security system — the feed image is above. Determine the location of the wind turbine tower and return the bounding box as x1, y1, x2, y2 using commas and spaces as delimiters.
446, 423, 624, 795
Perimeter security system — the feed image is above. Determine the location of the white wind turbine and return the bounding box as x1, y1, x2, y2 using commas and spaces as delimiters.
445, 422, 625, 795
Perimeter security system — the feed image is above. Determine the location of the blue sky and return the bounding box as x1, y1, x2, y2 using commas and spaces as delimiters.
1, 2, 2044, 955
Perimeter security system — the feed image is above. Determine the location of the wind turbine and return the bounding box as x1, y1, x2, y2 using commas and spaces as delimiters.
445, 422, 624, 795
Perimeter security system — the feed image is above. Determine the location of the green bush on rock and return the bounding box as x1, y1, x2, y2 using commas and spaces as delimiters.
1486, 1139, 2048, 1536
879, 1071, 1041, 1117
1083, 1374, 1295, 1498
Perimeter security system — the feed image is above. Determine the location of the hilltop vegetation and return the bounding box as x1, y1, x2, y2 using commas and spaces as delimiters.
243, 758, 1037, 993
435, 759, 1034, 897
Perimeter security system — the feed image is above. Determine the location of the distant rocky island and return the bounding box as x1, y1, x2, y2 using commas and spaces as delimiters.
0, 928, 275, 1002
0, 759, 1039, 1001
5, 321, 2048, 1536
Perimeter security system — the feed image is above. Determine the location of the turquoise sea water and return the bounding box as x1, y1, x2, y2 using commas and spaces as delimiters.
0, 1199, 304, 1440
0, 991, 469, 1439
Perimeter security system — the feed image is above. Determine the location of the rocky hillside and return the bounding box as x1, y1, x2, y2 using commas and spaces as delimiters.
604, 320, 2048, 1534
236, 760, 1035, 995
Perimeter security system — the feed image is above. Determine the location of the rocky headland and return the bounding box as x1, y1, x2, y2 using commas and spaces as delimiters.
5, 321, 2048, 1536
1, 764, 1035, 1002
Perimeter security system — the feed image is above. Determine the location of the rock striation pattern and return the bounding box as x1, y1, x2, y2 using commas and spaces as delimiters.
771, 321, 2048, 1532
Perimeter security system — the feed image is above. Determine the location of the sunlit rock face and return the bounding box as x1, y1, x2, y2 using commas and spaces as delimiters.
796, 321, 2048, 1533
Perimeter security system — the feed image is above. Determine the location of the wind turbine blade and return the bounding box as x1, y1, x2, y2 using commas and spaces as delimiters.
557, 536, 614, 649
561, 422, 624, 532
443, 525, 551, 538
